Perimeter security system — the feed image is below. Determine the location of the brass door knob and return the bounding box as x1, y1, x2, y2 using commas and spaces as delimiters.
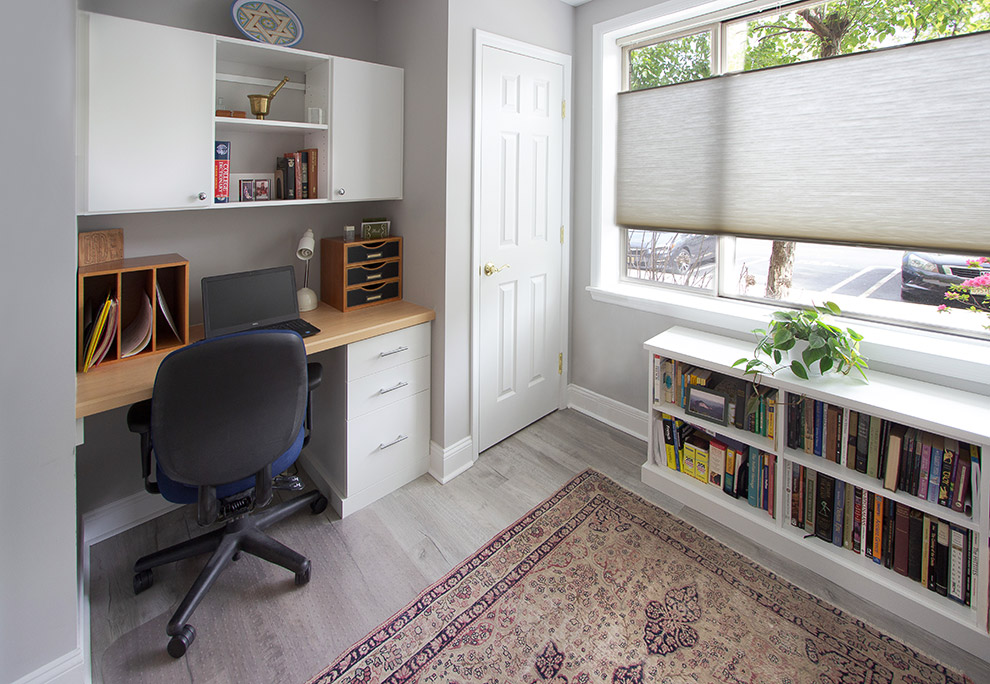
483, 262, 510, 276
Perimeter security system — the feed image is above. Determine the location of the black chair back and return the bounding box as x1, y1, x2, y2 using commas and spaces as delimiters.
150, 330, 308, 487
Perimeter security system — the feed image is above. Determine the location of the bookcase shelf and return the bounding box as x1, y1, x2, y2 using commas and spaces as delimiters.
644, 326, 990, 658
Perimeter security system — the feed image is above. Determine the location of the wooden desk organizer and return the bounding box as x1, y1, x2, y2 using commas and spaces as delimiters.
321, 237, 402, 312
77, 254, 189, 371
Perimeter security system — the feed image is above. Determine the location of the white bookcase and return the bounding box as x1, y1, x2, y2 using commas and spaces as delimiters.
643, 326, 990, 658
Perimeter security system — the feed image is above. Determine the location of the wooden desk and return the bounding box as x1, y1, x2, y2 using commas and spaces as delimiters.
76, 300, 435, 418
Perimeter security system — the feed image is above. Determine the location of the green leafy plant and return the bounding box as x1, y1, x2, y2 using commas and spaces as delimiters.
733, 302, 868, 381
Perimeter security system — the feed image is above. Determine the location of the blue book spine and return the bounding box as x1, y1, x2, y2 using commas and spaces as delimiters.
928, 446, 943, 503
833, 480, 845, 546
748, 447, 760, 508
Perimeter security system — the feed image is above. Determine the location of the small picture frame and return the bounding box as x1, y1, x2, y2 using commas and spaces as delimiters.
361, 218, 391, 240
254, 178, 270, 201
239, 179, 255, 202
685, 386, 730, 425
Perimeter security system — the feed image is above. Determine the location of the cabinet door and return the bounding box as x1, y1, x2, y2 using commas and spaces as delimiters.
84, 13, 215, 213
330, 58, 403, 202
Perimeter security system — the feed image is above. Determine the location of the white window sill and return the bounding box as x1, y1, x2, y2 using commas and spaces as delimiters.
588, 282, 990, 395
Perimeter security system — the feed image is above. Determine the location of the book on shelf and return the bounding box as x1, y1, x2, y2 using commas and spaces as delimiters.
214, 141, 230, 203
803, 397, 815, 455
660, 414, 677, 470
921, 514, 932, 588
907, 508, 924, 582
846, 410, 859, 470
934, 519, 949, 596
804, 467, 816, 533
893, 502, 911, 576
928, 434, 944, 504
939, 438, 957, 507
855, 411, 870, 473
950, 444, 971, 513
883, 423, 907, 492
815, 472, 835, 543
284, 151, 303, 199
851, 487, 863, 554
748, 446, 760, 508
832, 478, 845, 547
691, 435, 710, 484
948, 523, 968, 604
302, 147, 319, 199
917, 432, 931, 499
866, 415, 882, 479
709, 439, 726, 488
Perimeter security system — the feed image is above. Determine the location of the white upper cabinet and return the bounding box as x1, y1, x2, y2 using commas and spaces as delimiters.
81, 13, 215, 213
329, 58, 404, 202
77, 13, 404, 214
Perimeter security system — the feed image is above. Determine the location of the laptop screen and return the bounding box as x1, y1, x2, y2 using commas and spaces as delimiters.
202, 266, 299, 338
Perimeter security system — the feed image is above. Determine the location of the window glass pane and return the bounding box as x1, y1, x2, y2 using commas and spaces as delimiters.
723, 238, 990, 337
628, 31, 712, 90
625, 229, 716, 291
726, 0, 990, 72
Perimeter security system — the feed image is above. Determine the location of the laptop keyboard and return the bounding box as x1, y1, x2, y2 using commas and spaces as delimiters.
260, 318, 320, 337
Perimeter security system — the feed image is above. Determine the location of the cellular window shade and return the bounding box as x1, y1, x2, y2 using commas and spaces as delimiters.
616, 31, 990, 255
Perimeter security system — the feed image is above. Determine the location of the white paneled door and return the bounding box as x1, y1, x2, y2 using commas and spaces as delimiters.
478, 43, 566, 452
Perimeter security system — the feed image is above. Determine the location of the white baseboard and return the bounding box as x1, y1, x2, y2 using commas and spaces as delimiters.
11, 648, 85, 684
566, 384, 648, 442
428, 437, 474, 484
81, 491, 181, 546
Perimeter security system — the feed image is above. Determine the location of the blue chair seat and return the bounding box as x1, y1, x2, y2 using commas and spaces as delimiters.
156, 427, 305, 505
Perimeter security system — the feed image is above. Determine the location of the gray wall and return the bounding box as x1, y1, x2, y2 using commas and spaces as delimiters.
0, 1, 81, 681
376, 0, 449, 440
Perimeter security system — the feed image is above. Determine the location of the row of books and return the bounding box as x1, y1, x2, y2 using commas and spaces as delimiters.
786, 393, 980, 515
656, 413, 776, 516
653, 356, 777, 438
788, 464, 977, 606
275, 149, 319, 200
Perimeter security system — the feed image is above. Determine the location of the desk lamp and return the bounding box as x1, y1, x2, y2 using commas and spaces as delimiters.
296, 229, 318, 312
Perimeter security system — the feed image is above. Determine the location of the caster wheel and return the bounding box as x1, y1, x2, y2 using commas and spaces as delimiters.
295, 560, 312, 586
133, 570, 154, 595
167, 624, 195, 658
310, 495, 328, 515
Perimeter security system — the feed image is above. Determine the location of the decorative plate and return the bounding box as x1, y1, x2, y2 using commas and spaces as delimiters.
231, 0, 303, 47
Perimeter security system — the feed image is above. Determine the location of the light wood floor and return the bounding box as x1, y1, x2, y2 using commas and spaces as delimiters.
87, 409, 990, 683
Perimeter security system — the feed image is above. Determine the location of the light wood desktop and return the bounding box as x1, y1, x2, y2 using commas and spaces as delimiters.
76, 300, 435, 418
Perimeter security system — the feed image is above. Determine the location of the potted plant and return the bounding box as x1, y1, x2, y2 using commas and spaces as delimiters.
733, 302, 868, 381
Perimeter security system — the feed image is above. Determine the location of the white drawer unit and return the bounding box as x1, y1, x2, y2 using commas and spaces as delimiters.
301, 322, 431, 517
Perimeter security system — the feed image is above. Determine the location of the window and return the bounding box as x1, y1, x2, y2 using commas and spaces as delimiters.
616, 0, 990, 338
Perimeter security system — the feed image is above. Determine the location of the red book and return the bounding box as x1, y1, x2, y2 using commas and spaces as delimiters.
302, 147, 319, 199
214, 141, 230, 203
893, 503, 910, 576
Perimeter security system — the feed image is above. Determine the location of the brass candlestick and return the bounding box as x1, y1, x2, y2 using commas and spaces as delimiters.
248, 76, 290, 120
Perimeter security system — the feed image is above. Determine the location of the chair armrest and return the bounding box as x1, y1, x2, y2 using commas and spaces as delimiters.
307, 362, 322, 392
127, 399, 159, 494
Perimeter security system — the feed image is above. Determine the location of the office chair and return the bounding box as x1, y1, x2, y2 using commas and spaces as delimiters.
126, 330, 328, 658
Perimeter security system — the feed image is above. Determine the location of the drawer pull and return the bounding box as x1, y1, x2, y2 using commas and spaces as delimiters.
379, 434, 408, 450
380, 346, 409, 357
366, 294, 382, 301
366, 273, 382, 280
365, 252, 383, 259
379, 381, 408, 395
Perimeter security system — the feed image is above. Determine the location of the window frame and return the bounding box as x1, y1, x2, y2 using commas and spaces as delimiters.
589, 0, 990, 392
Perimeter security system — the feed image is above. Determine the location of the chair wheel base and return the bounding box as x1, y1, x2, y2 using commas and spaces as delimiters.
133, 570, 154, 595
295, 560, 311, 586
167, 624, 195, 658
310, 495, 328, 515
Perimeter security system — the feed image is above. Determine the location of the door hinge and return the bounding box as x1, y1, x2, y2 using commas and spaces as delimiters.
562, 100, 566, 119
558, 352, 563, 375
560, 225, 564, 244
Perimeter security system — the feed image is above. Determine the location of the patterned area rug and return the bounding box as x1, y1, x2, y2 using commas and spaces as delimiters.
309, 470, 971, 683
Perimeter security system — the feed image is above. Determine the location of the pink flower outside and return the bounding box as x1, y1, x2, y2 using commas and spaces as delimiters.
959, 273, 990, 289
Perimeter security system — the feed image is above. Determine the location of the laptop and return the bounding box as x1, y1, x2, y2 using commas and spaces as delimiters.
201, 265, 320, 339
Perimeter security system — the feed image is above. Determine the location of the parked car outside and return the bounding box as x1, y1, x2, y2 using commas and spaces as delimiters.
627, 230, 717, 275
900, 252, 990, 304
